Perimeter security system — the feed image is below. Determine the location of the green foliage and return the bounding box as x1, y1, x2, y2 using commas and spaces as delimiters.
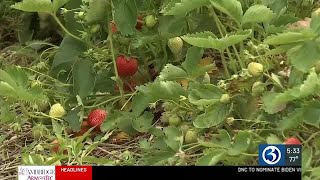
188, 84, 223, 106
210, 0, 243, 24
114, 0, 138, 35
132, 81, 187, 116
193, 103, 232, 128
161, 0, 210, 16
181, 30, 252, 51
51, 36, 87, 79
262, 68, 319, 114
288, 41, 320, 72
242, 5, 274, 24
85, 0, 108, 24
11, 0, 70, 13
158, 64, 188, 81
264, 30, 316, 45
72, 58, 95, 99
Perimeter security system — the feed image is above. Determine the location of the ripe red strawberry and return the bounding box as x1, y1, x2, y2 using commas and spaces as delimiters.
87, 109, 107, 130
116, 55, 138, 77
284, 137, 301, 145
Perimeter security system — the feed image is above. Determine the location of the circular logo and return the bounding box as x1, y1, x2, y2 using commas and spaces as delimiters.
262, 146, 281, 165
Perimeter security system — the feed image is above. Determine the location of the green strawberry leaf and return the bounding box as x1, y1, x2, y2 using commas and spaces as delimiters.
85, 0, 108, 24
0, 82, 17, 97
158, 15, 187, 37
262, 68, 319, 114
302, 101, 320, 128
161, 0, 210, 16
52, 0, 70, 12
114, 0, 138, 36
278, 108, 304, 130
188, 84, 223, 106
228, 131, 252, 156
288, 41, 320, 73
261, 0, 288, 15
302, 148, 313, 173
82, 156, 114, 165
182, 47, 204, 75
242, 5, 274, 24
11, 0, 53, 13
266, 43, 299, 56
195, 148, 226, 166
210, 0, 243, 24
163, 126, 183, 152
64, 106, 82, 132
266, 134, 283, 144
264, 30, 316, 45
157, 64, 188, 81
310, 12, 320, 34
132, 81, 187, 116
181, 30, 251, 51
51, 36, 87, 77
101, 111, 137, 135
52, 119, 63, 135
94, 69, 115, 93
72, 58, 95, 99
142, 151, 176, 165
198, 129, 232, 148
193, 103, 232, 128
64, 0, 84, 35
132, 112, 154, 133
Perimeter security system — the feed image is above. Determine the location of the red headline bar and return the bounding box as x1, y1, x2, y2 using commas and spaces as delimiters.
55, 166, 92, 180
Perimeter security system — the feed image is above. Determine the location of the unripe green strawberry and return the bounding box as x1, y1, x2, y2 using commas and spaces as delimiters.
49, 103, 66, 118
145, 15, 157, 28
90, 24, 101, 34
220, 94, 230, 104
248, 62, 264, 77
252, 81, 265, 96
168, 37, 183, 55
184, 129, 197, 144
168, 114, 182, 126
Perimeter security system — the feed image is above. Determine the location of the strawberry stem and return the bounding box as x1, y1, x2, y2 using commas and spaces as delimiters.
108, 5, 126, 107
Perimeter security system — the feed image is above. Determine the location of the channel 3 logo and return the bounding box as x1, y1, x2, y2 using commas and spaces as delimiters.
259, 144, 285, 166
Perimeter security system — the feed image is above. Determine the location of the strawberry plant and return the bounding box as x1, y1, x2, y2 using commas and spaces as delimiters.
0, 0, 320, 179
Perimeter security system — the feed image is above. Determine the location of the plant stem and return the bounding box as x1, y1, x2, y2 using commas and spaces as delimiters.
212, 9, 244, 70
107, 9, 126, 107
51, 14, 83, 42
84, 94, 133, 109
220, 51, 231, 78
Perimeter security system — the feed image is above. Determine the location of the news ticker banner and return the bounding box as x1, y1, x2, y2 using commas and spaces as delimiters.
17, 166, 301, 180
17, 144, 302, 180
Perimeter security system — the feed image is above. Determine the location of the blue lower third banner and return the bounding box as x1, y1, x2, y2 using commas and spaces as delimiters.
258, 144, 302, 166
